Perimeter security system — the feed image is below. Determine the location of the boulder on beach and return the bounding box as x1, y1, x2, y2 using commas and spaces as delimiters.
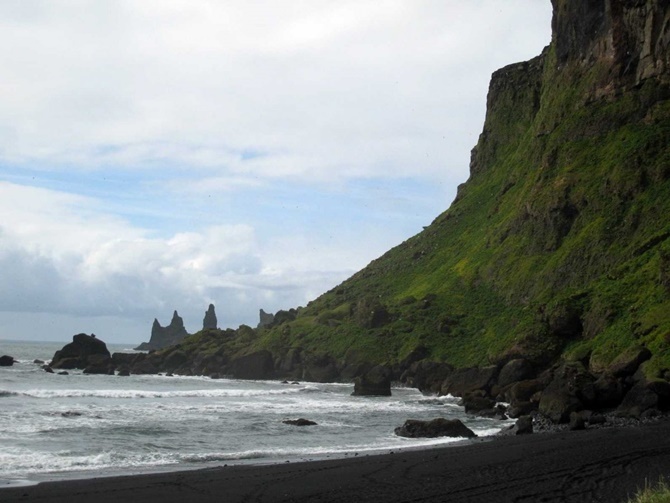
0, 355, 16, 366
394, 418, 476, 439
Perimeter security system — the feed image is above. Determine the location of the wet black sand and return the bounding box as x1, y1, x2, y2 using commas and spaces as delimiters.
3, 420, 670, 502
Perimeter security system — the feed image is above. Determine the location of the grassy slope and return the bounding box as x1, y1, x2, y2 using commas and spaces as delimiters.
248, 41, 670, 375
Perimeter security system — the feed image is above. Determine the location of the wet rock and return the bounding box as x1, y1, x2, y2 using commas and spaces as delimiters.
538, 362, 594, 423
228, 350, 275, 380
617, 380, 661, 418
441, 366, 498, 397
507, 401, 538, 419
401, 361, 453, 394
0, 355, 15, 366
593, 373, 625, 408
301, 353, 339, 383
569, 412, 586, 430
513, 415, 533, 435
608, 346, 652, 378
352, 365, 392, 396
498, 359, 534, 388
283, 418, 317, 426
83, 353, 114, 375
51, 334, 112, 371
33, 359, 44, 365
461, 393, 507, 419
61, 411, 82, 418
163, 350, 189, 372
43, 365, 54, 373
394, 418, 476, 439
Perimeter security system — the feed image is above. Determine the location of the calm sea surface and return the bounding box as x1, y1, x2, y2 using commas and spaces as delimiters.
0, 339, 510, 485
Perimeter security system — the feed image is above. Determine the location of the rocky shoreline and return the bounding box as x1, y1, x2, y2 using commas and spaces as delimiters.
40, 333, 670, 437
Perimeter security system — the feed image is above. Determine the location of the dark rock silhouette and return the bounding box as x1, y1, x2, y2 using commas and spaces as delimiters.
50, 334, 112, 371
135, 310, 189, 351
282, 418, 317, 426
203, 304, 217, 330
257, 309, 275, 328
394, 418, 476, 439
0, 355, 15, 366
352, 365, 392, 396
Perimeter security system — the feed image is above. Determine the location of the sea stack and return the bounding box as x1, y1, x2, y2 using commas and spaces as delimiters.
203, 304, 217, 330
135, 310, 189, 351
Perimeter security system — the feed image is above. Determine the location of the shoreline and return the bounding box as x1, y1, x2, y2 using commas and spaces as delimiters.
3, 420, 670, 502
0, 433, 492, 488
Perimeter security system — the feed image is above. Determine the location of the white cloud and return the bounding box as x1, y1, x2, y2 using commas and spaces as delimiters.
0, 1, 554, 342
0, 1, 551, 183
0, 181, 359, 340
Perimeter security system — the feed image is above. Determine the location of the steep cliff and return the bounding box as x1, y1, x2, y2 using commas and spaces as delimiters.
251, 0, 670, 377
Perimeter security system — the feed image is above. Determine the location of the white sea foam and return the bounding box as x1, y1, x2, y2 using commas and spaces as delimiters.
18, 387, 307, 399
0, 341, 509, 480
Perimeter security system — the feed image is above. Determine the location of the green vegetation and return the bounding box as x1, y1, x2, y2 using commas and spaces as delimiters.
243, 43, 670, 374
168, 22, 670, 379
629, 479, 670, 503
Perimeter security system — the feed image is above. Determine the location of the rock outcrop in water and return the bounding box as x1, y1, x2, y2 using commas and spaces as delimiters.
135, 310, 189, 351
0, 355, 16, 366
50, 333, 113, 374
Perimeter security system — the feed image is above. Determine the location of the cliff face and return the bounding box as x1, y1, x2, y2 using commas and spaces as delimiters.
551, 0, 669, 87
251, 0, 670, 378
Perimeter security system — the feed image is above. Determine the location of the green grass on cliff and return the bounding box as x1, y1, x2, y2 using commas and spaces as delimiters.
236, 44, 670, 375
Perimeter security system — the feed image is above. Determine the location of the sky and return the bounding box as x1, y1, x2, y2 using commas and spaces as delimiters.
0, 1, 552, 344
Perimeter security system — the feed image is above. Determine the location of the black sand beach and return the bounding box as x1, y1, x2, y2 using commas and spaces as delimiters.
4, 420, 670, 503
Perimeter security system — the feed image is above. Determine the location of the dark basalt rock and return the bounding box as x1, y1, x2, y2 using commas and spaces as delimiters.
0, 355, 15, 366
203, 304, 218, 330
301, 353, 339, 383
51, 334, 112, 371
228, 350, 274, 380
538, 362, 594, 423
257, 309, 275, 328
283, 418, 317, 426
498, 359, 534, 388
593, 373, 626, 408
461, 393, 508, 420
395, 418, 476, 439
569, 412, 586, 431
441, 365, 498, 397
352, 365, 392, 396
401, 360, 453, 394
513, 415, 533, 435
608, 346, 652, 378
135, 311, 189, 351
616, 378, 665, 418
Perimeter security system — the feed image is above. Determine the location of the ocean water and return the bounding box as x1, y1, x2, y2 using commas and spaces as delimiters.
0, 340, 511, 485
